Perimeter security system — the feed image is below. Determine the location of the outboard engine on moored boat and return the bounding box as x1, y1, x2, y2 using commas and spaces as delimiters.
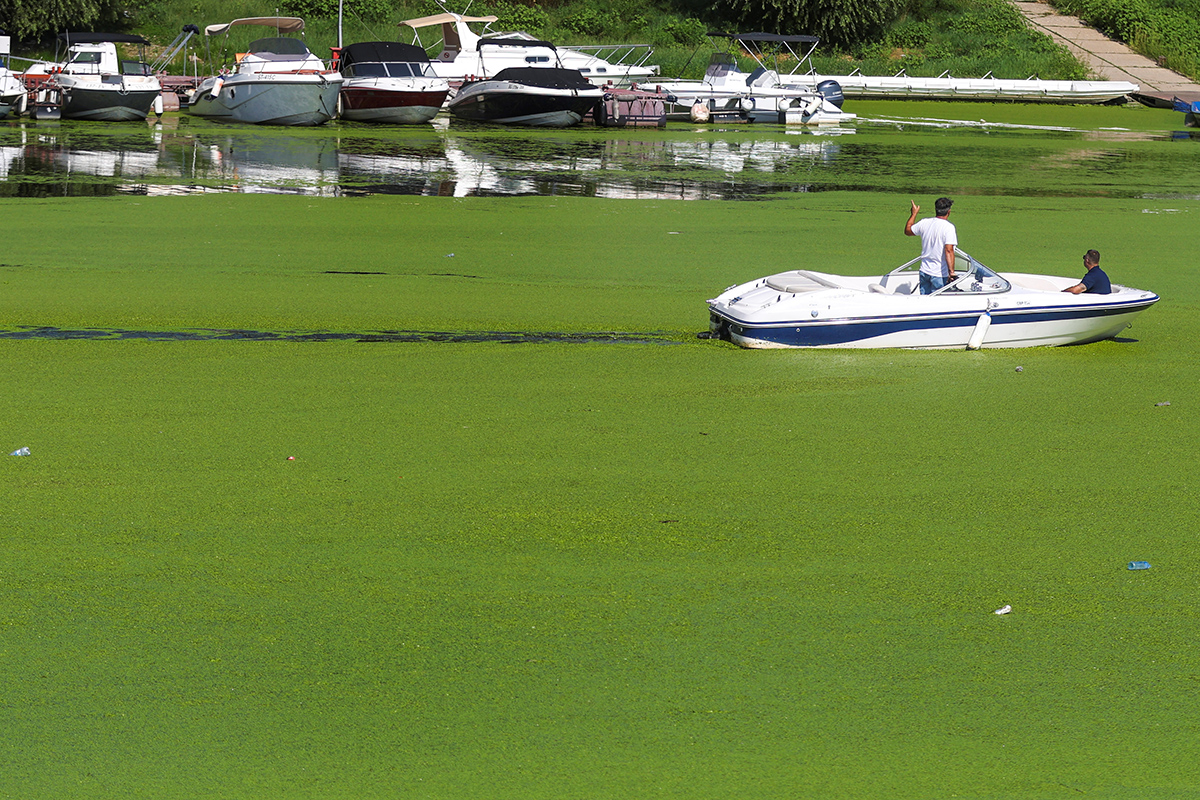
816, 79, 844, 109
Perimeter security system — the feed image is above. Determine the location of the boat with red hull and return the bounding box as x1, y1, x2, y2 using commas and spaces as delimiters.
334, 41, 448, 124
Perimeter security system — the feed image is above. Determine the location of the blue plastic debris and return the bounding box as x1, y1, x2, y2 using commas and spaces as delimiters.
1127, 561, 1151, 570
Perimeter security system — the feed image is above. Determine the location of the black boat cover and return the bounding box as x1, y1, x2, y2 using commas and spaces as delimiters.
59, 32, 152, 45
491, 67, 594, 89
478, 37, 557, 51
341, 41, 431, 65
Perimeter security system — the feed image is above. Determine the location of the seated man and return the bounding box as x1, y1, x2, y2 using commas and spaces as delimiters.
1064, 249, 1111, 294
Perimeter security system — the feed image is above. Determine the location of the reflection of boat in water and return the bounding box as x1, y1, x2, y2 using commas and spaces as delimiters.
186, 131, 340, 194
402, 12, 658, 85
650, 34, 853, 126
188, 17, 342, 126
708, 250, 1158, 349
334, 41, 449, 123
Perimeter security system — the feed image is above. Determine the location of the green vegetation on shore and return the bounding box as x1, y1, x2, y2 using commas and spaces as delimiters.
6, 0, 1088, 81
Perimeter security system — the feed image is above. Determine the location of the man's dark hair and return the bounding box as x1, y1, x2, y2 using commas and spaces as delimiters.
935, 197, 953, 216
1086, 249, 1100, 264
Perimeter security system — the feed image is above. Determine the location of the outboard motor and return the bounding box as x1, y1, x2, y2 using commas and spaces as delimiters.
816, 79, 845, 109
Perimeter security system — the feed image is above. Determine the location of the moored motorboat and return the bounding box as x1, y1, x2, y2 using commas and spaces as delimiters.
42, 33, 162, 121
1, 35, 27, 116
188, 17, 341, 126
448, 41, 602, 126
402, 12, 658, 85
334, 41, 449, 123
707, 250, 1158, 349
650, 34, 853, 126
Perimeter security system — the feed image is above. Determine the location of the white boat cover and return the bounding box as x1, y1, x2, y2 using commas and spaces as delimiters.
205, 17, 305, 37
401, 13, 498, 30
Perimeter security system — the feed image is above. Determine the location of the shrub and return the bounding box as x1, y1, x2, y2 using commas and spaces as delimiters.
484, 1, 550, 34
661, 17, 706, 46
281, 0, 392, 21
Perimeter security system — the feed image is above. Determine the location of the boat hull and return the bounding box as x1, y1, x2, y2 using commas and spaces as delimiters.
339, 84, 447, 123
713, 300, 1158, 349
708, 268, 1159, 349
58, 80, 159, 121
448, 80, 601, 127
189, 73, 342, 126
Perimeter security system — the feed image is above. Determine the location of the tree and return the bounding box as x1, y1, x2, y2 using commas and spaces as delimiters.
0, 0, 129, 40
715, 0, 902, 49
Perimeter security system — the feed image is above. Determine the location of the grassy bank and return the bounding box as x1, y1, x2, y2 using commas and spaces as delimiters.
2, 192, 1199, 797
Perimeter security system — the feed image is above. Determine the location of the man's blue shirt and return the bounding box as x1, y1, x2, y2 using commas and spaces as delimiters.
1081, 266, 1111, 294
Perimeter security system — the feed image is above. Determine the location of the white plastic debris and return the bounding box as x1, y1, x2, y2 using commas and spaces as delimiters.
9, 446, 30, 456
994, 605, 1012, 615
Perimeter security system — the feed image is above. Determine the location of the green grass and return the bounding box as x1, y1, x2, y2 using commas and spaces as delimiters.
2, 191, 1200, 796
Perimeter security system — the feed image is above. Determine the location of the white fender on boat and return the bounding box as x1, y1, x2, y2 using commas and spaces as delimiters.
17, 91, 27, 115
967, 310, 991, 350
208, 77, 224, 99
153, 93, 164, 116
690, 101, 710, 123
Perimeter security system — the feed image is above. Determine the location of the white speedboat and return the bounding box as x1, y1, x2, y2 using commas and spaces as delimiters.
334, 41, 449, 123
649, 34, 853, 125
45, 33, 163, 121
707, 251, 1158, 349
402, 12, 658, 85
448, 41, 603, 126
188, 17, 341, 126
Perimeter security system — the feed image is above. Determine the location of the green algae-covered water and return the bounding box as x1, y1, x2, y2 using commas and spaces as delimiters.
2, 105, 1199, 798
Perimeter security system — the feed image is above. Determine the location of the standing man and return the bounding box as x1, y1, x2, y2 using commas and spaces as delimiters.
1063, 249, 1111, 294
904, 197, 957, 294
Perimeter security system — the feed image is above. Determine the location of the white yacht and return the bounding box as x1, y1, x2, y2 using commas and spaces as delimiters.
402, 12, 658, 85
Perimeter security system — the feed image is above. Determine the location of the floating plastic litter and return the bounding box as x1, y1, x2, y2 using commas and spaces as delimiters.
1128, 561, 1151, 570
9, 447, 29, 456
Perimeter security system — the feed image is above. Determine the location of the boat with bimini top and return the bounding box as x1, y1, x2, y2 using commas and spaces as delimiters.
707, 250, 1158, 349
188, 17, 341, 126
402, 11, 658, 85
649, 33, 853, 125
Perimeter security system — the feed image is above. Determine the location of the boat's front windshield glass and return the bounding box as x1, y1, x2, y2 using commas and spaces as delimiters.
955, 261, 1010, 294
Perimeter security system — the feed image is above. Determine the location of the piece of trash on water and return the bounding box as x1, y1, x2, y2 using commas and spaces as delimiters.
668, 231, 680, 235
445, 253, 455, 257
1014, 366, 1023, 372
994, 605, 1012, 615
287, 456, 295, 461
1155, 401, 1170, 407
1128, 561, 1151, 570
9, 447, 30, 456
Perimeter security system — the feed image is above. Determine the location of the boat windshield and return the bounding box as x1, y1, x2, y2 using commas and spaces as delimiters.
952, 261, 1010, 294
347, 61, 432, 77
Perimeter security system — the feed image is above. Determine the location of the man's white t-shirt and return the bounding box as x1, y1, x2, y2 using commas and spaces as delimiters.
911, 217, 957, 277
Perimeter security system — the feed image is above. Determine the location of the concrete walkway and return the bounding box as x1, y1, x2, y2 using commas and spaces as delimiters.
1011, 0, 1200, 103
